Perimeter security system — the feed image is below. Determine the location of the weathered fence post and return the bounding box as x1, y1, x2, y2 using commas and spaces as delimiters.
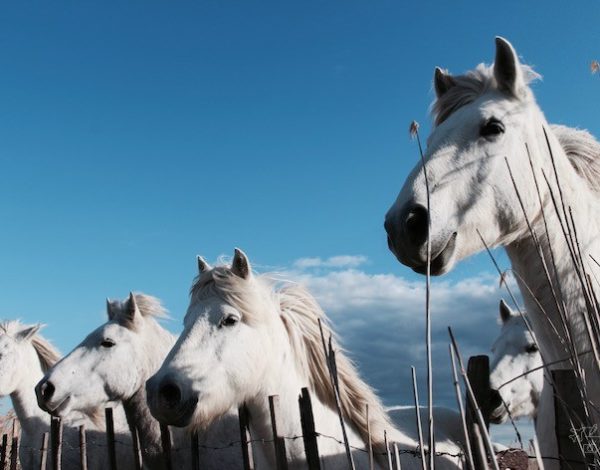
552, 369, 588, 470
51, 416, 63, 470
269, 395, 289, 470
0, 434, 7, 470
298, 387, 321, 470
39, 432, 49, 470
465, 356, 491, 470
8, 435, 17, 470
159, 424, 173, 470
105, 407, 117, 470
79, 424, 88, 470
238, 404, 255, 470
131, 426, 143, 470
190, 432, 200, 470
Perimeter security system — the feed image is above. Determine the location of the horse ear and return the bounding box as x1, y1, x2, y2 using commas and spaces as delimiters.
106, 298, 118, 320
493, 37, 524, 95
17, 324, 41, 341
231, 248, 251, 279
120, 292, 140, 329
499, 299, 514, 324
197, 256, 211, 274
434, 67, 456, 98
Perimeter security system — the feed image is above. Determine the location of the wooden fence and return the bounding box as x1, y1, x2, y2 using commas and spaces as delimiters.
465, 355, 594, 470
0, 385, 461, 470
0, 363, 593, 470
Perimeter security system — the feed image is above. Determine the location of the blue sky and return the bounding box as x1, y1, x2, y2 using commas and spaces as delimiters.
0, 0, 598, 442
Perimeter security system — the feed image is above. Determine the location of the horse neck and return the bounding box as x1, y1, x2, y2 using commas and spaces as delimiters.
245, 321, 366, 467
123, 321, 177, 457
506, 126, 600, 383
123, 387, 163, 457
10, 347, 49, 438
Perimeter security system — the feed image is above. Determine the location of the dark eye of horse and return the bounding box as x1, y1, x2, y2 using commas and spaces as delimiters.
480, 118, 505, 138
221, 316, 238, 328
525, 344, 538, 354
101, 339, 116, 348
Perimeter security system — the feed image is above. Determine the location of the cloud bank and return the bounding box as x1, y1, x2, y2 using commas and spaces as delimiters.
283, 255, 530, 446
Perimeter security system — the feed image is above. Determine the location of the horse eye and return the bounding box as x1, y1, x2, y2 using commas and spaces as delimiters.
480, 118, 505, 138
101, 339, 116, 348
525, 344, 538, 354
220, 316, 239, 328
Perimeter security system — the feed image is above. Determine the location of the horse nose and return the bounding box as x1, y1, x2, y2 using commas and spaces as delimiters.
385, 202, 429, 256
37, 379, 55, 403
402, 203, 429, 247
159, 380, 182, 409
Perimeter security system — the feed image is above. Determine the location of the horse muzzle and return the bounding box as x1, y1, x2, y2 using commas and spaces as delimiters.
385, 202, 457, 275
146, 375, 198, 427
488, 388, 508, 424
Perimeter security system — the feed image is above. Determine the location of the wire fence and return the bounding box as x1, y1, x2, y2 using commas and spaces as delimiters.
0, 366, 593, 470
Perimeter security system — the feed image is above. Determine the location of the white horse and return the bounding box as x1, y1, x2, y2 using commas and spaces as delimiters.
35, 293, 241, 470
0, 320, 130, 469
146, 249, 464, 470
489, 300, 543, 426
384, 36, 600, 465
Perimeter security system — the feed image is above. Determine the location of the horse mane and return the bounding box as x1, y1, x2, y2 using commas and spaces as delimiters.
277, 284, 394, 456
550, 125, 600, 193
191, 268, 395, 456
0, 321, 60, 372
431, 63, 540, 126
431, 64, 600, 193
133, 294, 168, 319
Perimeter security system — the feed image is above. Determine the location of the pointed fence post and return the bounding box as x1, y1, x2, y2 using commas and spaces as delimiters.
552, 369, 589, 469
190, 432, 200, 470
51, 416, 63, 470
298, 388, 321, 470
159, 424, 173, 470
465, 356, 492, 470
39, 433, 49, 470
238, 404, 255, 470
269, 395, 288, 470
0, 434, 7, 470
105, 408, 117, 470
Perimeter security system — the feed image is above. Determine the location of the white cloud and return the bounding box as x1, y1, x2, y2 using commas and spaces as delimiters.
292, 255, 368, 270
282, 256, 527, 446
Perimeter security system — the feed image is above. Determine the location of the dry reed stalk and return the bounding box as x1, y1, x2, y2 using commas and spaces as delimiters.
447, 328, 500, 470
366, 404, 374, 470
317, 319, 355, 470
410, 366, 426, 470
448, 344, 475, 470
411, 121, 435, 470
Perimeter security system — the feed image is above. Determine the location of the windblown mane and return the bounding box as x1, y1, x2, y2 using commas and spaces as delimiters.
134, 294, 168, 319
432, 63, 540, 126
190, 268, 395, 458
0, 321, 60, 372
551, 125, 600, 193
111, 293, 168, 321
277, 284, 394, 457
432, 64, 600, 193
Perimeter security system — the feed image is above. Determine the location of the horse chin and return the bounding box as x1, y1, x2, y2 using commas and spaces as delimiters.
411, 232, 458, 276
46, 395, 73, 418
489, 405, 508, 424
153, 396, 199, 428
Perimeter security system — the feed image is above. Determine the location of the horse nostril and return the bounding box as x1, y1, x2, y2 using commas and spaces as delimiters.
489, 389, 504, 411
402, 204, 429, 247
40, 381, 55, 402
159, 381, 182, 408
